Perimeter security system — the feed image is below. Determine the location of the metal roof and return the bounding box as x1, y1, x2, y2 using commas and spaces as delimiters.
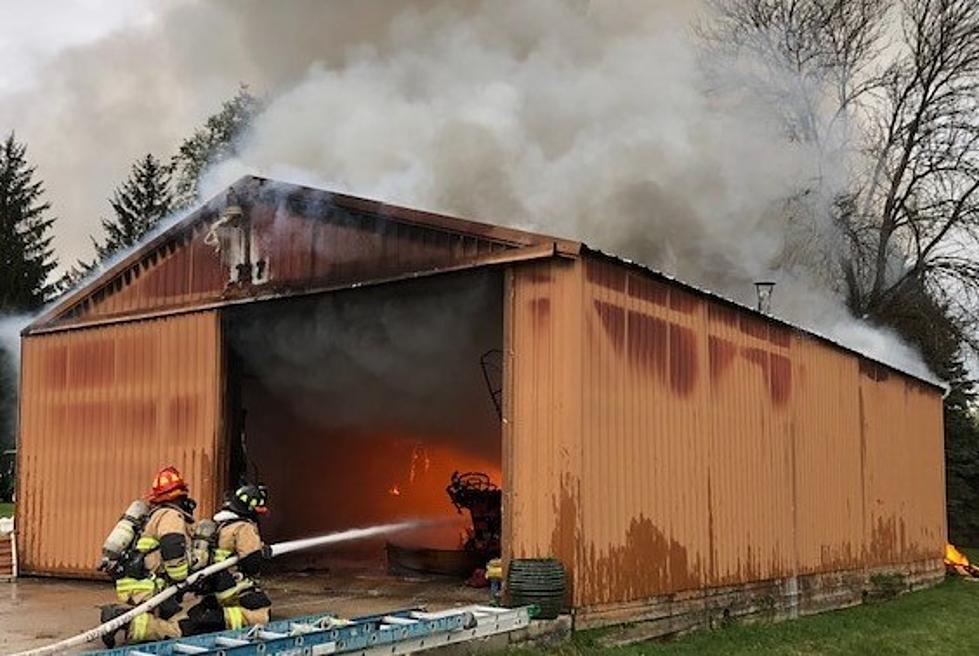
27, 175, 943, 391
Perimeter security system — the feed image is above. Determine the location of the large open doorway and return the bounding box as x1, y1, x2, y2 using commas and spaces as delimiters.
222, 269, 504, 580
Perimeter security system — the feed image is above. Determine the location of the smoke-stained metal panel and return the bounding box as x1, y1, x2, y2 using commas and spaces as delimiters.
858, 363, 946, 566
503, 258, 584, 605
16, 312, 223, 576
704, 301, 795, 586
36, 177, 570, 332
559, 253, 944, 614
790, 335, 865, 574
577, 257, 714, 604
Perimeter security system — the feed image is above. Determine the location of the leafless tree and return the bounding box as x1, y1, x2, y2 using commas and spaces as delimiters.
702, 0, 979, 342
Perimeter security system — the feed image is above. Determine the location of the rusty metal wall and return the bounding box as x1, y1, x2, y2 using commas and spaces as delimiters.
505, 253, 945, 614
56, 223, 229, 326
703, 303, 796, 587
576, 258, 717, 605
16, 311, 224, 576
50, 199, 523, 329
251, 203, 512, 287
503, 258, 583, 604
858, 361, 946, 567
791, 335, 865, 574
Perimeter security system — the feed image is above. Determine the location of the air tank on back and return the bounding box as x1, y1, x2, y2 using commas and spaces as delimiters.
98, 498, 150, 569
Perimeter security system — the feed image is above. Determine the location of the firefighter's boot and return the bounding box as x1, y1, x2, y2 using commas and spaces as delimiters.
99, 604, 132, 648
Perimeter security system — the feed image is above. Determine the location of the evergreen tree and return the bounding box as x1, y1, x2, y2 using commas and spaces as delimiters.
0, 132, 57, 311
171, 85, 262, 209
0, 344, 13, 496
93, 153, 173, 262
0, 133, 55, 479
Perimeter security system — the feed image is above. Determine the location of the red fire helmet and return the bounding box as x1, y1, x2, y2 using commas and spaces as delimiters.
148, 466, 189, 503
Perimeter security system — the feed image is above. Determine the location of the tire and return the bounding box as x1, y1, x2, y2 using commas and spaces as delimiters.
506, 559, 566, 620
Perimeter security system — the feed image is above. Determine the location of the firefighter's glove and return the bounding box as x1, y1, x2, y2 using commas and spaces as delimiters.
158, 595, 182, 620
185, 577, 213, 596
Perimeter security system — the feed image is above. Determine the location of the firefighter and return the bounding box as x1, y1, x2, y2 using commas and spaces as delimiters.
101, 466, 197, 647
181, 483, 272, 635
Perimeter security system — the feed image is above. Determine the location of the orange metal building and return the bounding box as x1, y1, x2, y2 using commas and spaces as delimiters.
17, 176, 946, 628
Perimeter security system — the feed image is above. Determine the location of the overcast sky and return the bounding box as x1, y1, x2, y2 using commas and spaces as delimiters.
0, 1, 702, 272
0, 1, 158, 95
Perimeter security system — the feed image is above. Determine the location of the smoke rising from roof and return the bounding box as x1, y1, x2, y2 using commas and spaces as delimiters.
0, 0, 935, 382
202, 1, 933, 380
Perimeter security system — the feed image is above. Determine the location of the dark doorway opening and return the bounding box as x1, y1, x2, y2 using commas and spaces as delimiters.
222, 269, 504, 575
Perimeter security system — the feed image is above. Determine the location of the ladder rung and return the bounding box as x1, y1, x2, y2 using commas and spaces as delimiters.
214, 636, 251, 647
474, 605, 510, 614
323, 618, 354, 628
257, 629, 288, 640
172, 645, 209, 654
410, 608, 463, 619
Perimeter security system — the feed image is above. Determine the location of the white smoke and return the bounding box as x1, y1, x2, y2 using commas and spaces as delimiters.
0, 316, 30, 444
0, 316, 30, 373
198, 0, 934, 381
0, 0, 937, 382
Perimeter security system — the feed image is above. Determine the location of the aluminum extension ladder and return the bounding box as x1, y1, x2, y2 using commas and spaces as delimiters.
83, 604, 533, 656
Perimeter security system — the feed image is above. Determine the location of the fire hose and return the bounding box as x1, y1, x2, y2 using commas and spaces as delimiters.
13, 520, 423, 656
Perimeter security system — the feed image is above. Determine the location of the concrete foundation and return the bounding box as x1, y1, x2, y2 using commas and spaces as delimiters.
580, 558, 944, 646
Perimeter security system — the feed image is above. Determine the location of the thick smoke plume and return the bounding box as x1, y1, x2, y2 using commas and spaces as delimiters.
204, 0, 931, 379
0, 0, 934, 381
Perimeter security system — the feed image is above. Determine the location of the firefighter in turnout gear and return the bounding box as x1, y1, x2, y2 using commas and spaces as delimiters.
100, 466, 197, 647
181, 483, 273, 635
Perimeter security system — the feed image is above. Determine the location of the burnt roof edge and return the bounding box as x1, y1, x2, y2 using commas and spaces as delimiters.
24, 175, 582, 334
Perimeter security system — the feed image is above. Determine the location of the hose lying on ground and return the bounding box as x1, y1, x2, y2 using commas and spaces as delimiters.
13, 520, 423, 656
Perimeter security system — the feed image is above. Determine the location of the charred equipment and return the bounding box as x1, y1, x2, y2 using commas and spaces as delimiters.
446, 471, 501, 558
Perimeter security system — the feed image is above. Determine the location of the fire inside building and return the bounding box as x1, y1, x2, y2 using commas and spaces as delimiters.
15, 176, 946, 631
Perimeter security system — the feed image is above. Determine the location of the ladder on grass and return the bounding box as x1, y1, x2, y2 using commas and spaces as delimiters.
83, 605, 533, 656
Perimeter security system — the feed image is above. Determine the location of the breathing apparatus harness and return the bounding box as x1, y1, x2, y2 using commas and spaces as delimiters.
99, 498, 196, 582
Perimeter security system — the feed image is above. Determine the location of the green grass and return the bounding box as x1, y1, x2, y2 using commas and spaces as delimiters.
505, 577, 979, 656
0, 502, 12, 518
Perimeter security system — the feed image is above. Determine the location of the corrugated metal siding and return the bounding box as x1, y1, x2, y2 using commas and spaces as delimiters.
577, 258, 714, 604
858, 362, 946, 566
57, 223, 228, 325
16, 312, 223, 576
503, 259, 583, 604
49, 201, 520, 329
791, 335, 864, 574
705, 304, 795, 586
253, 203, 513, 289
506, 253, 945, 612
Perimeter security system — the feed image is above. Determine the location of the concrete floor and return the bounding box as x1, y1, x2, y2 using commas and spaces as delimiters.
0, 571, 490, 654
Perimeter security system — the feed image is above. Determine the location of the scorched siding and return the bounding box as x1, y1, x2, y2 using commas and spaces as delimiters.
16, 311, 224, 576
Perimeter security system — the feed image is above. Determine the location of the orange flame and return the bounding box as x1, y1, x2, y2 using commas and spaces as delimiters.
388, 485, 401, 496
408, 445, 431, 484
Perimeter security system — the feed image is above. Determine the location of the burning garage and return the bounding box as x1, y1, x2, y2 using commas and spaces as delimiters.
14, 175, 946, 631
